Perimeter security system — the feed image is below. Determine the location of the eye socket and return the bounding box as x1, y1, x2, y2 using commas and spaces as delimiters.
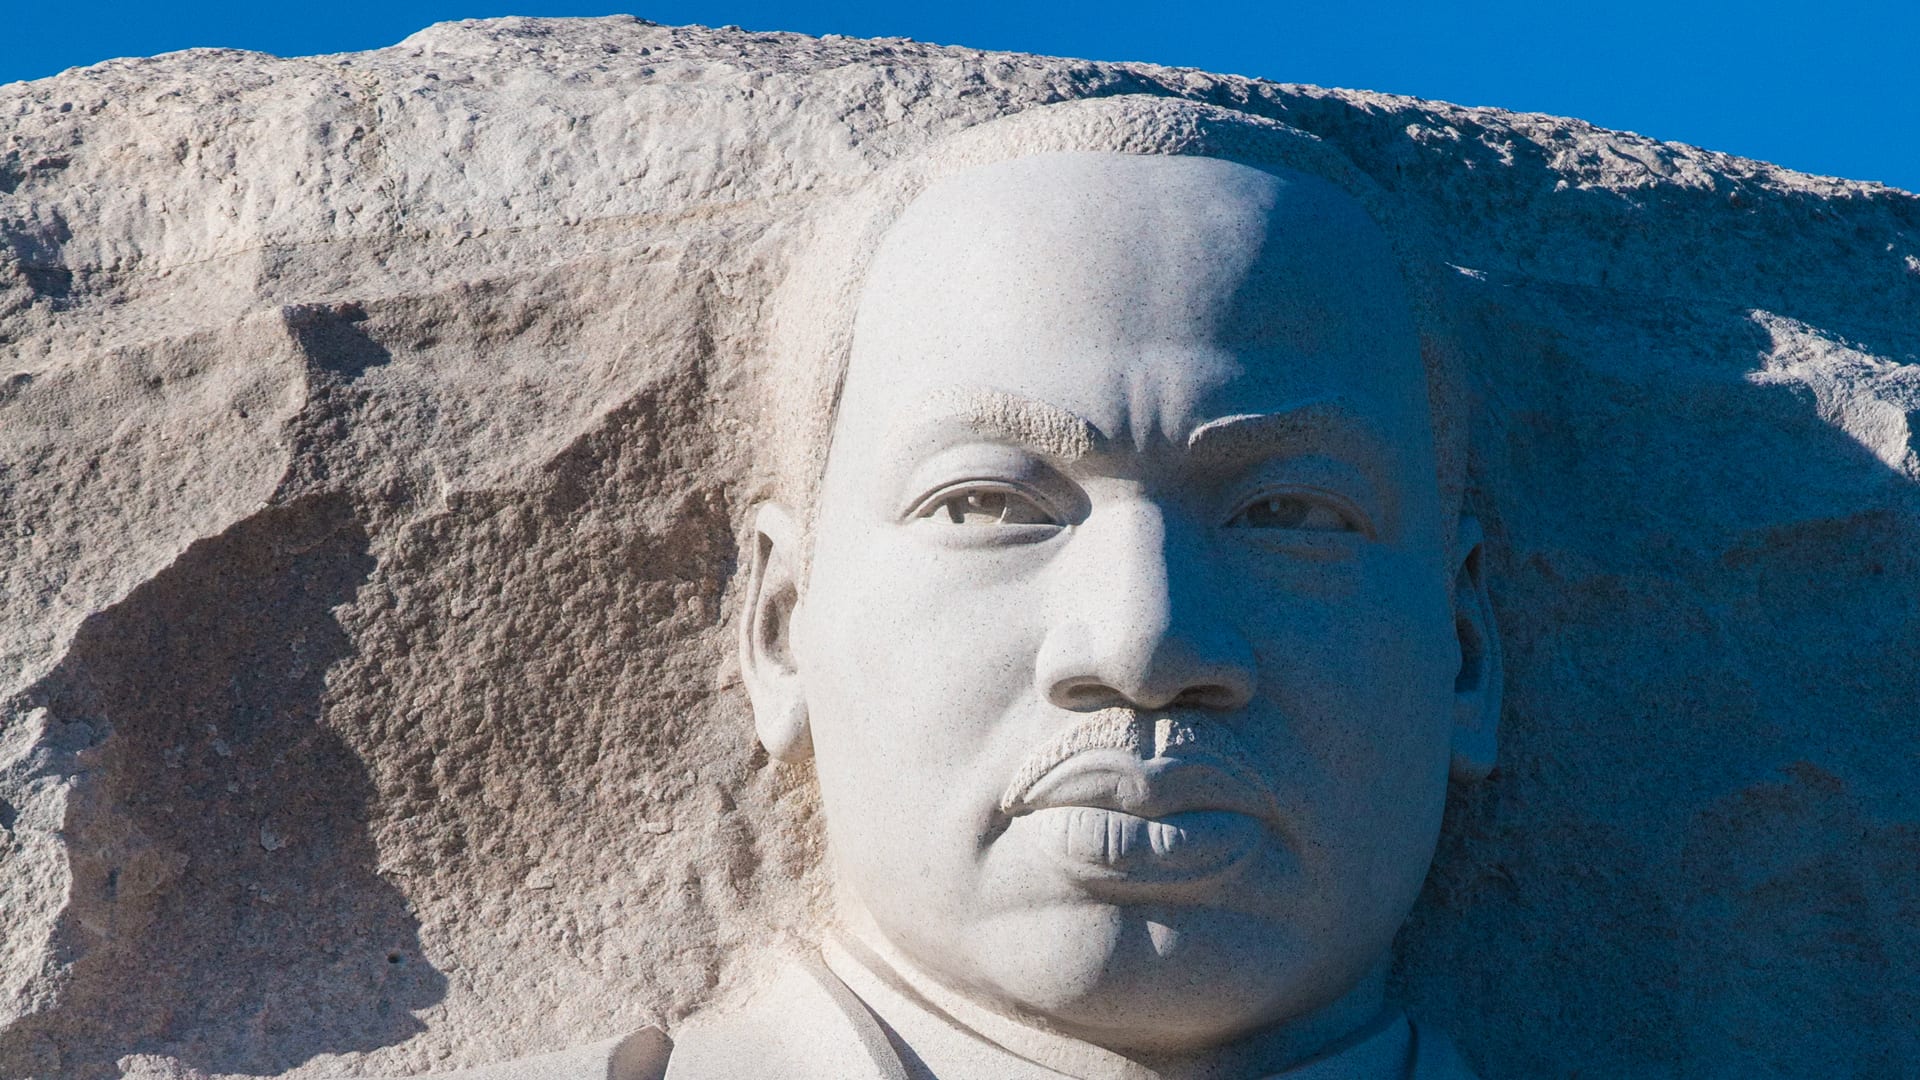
916, 485, 1061, 527
1225, 491, 1360, 533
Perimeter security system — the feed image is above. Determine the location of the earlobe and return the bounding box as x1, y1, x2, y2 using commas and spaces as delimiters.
740, 501, 813, 763
1448, 515, 1503, 783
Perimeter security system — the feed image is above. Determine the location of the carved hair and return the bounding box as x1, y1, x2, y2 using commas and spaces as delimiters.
759, 93, 1471, 560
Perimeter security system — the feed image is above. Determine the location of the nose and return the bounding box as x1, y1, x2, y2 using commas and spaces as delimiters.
1036, 499, 1256, 712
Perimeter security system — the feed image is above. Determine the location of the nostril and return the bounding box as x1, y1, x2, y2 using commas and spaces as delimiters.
1170, 685, 1233, 710
1052, 678, 1126, 710
1050, 678, 1244, 712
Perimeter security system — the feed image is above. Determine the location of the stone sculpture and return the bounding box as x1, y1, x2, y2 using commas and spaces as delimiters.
403, 94, 1497, 1080
4, 16, 1918, 1080
711, 102, 1494, 1080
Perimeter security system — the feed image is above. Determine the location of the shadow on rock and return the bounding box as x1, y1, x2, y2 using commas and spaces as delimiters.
1395, 288, 1920, 1077
0, 495, 443, 1078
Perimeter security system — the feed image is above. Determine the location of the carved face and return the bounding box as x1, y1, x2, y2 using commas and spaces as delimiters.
744, 151, 1498, 1054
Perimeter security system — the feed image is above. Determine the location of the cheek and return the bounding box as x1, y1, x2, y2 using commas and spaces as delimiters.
1245, 566, 1458, 819
1246, 545, 1457, 697
1237, 581, 1455, 940
793, 528, 1046, 845
798, 529, 1047, 726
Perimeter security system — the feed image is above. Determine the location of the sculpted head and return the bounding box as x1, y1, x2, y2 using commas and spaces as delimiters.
740, 98, 1501, 1063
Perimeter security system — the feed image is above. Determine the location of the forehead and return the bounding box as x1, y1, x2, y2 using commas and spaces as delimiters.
837, 151, 1431, 458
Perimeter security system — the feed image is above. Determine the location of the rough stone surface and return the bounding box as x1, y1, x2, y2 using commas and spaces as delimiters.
1, 16, 1916, 1079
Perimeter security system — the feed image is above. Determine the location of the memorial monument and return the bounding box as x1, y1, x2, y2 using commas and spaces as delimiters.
713, 102, 1491, 1078
1, 16, 1917, 1080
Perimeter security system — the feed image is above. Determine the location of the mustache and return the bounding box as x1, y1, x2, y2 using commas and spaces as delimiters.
996, 707, 1271, 815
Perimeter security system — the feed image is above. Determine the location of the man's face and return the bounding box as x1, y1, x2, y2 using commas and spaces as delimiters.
779, 152, 1476, 1051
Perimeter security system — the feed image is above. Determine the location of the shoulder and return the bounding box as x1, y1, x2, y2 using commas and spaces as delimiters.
353, 1028, 672, 1080
663, 956, 908, 1080
346, 956, 900, 1080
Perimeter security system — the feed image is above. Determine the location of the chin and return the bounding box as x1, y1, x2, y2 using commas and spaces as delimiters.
967, 903, 1322, 1052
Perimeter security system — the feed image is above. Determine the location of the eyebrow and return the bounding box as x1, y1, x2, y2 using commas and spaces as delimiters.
1184, 399, 1396, 468
885, 389, 1396, 474
889, 387, 1100, 460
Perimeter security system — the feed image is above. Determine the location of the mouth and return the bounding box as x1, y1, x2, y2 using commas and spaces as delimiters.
1011, 750, 1278, 822
999, 744, 1281, 884
1015, 804, 1266, 882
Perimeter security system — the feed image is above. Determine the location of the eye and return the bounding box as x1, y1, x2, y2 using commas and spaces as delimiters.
1225, 492, 1359, 533
917, 485, 1060, 526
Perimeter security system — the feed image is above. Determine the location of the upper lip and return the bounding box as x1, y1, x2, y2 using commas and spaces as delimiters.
1002, 749, 1281, 827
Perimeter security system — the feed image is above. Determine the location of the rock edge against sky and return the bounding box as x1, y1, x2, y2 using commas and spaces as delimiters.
1, 16, 1917, 1079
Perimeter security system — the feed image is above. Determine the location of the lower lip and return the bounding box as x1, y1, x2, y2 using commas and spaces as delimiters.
1010, 806, 1264, 881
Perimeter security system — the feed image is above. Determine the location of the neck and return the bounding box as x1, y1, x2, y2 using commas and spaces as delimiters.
825, 904, 1402, 1080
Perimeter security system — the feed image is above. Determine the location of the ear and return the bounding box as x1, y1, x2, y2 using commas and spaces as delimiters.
1448, 515, 1503, 782
739, 501, 812, 763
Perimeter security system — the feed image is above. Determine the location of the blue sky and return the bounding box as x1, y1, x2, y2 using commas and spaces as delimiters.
6, 1, 1917, 193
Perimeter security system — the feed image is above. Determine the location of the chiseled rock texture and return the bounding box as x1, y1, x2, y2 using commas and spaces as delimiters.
1, 16, 1916, 1079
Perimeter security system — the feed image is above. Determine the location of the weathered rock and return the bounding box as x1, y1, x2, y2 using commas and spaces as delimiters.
0, 15, 1915, 1079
